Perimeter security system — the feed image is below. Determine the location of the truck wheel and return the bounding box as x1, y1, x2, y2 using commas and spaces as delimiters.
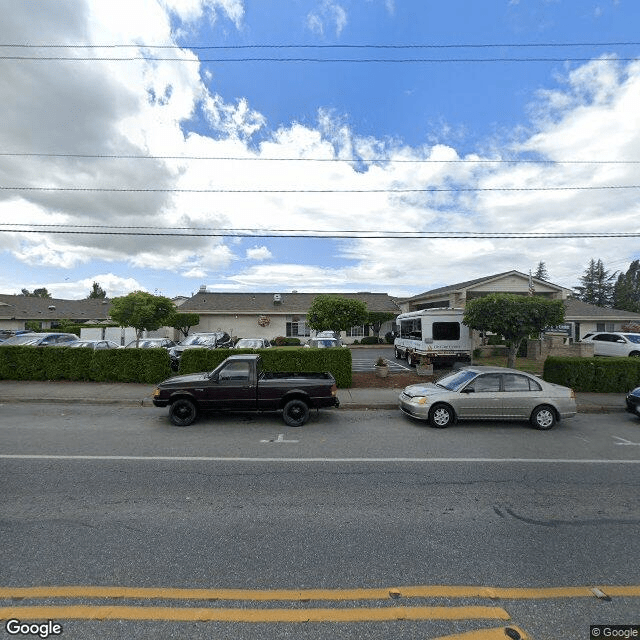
395, 347, 402, 359
282, 399, 309, 427
169, 398, 197, 426
407, 352, 415, 367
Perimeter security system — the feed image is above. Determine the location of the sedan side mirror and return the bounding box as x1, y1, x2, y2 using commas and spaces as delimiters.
461, 387, 475, 394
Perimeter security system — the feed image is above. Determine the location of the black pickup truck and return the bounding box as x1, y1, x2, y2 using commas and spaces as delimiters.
153, 354, 340, 427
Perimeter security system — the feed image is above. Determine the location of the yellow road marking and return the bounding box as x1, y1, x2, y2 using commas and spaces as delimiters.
432, 626, 531, 640
0, 585, 638, 601
0, 605, 509, 623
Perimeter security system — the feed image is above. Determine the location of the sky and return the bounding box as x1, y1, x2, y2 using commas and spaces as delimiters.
0, 0, 639, 301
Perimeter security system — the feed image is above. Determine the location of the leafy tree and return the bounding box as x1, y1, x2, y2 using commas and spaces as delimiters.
463, 293, 565, 368
533, 261, 549, 280
87, 281, 107, 299
367, 311, 397, 340
306, 295, 368, 336
20, 287, 51, 298
109, 291, 175, 344
613, 259, 640, 312
573, 258, 616, 307
170, 312, 200, 339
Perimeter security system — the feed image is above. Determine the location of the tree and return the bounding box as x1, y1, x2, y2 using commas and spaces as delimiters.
87, 282, 107, 299
533, 261, 549, 280
613, 260, 640, 313
367, 311, 397, 340
306, 295, 369, 336
170, 312, 200, 339
463, 293, 565, 368
20, 287, 51, 298
573, 258, 616, 307
109, 291, 176, 343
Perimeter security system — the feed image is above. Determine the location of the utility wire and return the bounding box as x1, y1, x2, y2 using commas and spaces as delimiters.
0, 224, 638, 239
1, 152, 639, 164
1, 185, 639, 193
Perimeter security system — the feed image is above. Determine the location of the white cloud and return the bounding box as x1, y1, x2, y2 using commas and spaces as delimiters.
245, 246, 273, 261
307, 1, 348, 36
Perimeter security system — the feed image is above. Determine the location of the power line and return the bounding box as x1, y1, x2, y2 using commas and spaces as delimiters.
1, 185, 639, 194
2, 41, 639, 49
1, 152, 639, 164
2, 55, 637, 63
0, 224, 638, 239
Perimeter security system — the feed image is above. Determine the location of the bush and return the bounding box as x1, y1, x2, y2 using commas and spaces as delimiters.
360, 336, 382, 345
0, 346, 170, 383
273, 336, 302, 347
180, 347, 352, 388
543, 356, 640, 392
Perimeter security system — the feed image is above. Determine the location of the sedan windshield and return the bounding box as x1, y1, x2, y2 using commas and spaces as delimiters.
435, 369, 478, 391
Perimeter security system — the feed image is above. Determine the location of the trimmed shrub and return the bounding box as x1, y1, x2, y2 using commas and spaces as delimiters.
360, 336, 382, 345
0, 346, 170, 383
543, 356, 640, 392
179, 347, 352, 388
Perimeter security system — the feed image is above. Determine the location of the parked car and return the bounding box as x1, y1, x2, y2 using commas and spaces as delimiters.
168, 332, 233, 371
124, 338, 176, 349
581, 332, 640, 357
626, 386, 640, 418
234, 338, 271, 349
0, 332, 79, 347
153, 354, 339, 427
398, 365, 576, 430
63, 339, 121, 350
305, 338, 344, 348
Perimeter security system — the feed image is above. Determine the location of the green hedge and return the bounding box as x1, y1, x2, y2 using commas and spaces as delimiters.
0, 346, 170, 383
543, 356, 640, 392
180, 347, 352, 388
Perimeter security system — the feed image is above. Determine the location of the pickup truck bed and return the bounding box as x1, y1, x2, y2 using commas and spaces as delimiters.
153, 354, 340, 427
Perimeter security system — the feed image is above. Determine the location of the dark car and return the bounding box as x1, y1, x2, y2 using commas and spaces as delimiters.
124, 338, 176, 349
626, 387, 640, 418
0, 332, 79, 347
168, 332, 233, 371
153, 354, 339, 427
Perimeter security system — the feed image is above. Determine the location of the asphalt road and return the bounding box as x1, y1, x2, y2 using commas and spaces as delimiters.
1, 404, 639, 640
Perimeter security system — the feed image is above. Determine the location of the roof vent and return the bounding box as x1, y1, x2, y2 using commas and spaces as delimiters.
199, 285, 207, 293
273, 294, 282, 303
48, 305, 56, 311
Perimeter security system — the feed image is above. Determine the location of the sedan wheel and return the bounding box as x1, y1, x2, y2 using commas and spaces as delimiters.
282, 399, 309, 427
531, 405, 556, 430
169, 398, 197, 426
429, 403, 453, 428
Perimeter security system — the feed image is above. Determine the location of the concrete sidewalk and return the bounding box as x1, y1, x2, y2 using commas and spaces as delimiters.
0, 379, 628, 413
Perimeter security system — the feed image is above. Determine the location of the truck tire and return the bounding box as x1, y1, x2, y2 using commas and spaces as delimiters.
282, 399, 309, 427
169, 398, 198, 426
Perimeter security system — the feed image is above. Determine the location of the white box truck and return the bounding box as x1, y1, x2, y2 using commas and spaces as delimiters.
394, 308, 473, 366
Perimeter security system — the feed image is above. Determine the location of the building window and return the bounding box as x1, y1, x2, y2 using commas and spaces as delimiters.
596, 323, 615, 332
347, 325, 370, 337
286, 320, 310, 337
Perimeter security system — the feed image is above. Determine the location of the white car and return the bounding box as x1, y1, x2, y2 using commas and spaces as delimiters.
581, 332, 640, 357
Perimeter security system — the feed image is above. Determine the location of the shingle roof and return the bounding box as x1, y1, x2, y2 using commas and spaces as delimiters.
180, 292, 401, 314
0, 294, 112, 321
401, 270, 568, 302
564, 297, 640, 321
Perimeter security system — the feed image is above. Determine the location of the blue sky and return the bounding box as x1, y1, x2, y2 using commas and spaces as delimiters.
1, 0, 639, 300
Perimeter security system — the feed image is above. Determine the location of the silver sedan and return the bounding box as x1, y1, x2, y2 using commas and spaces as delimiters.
399, 366, 576, 430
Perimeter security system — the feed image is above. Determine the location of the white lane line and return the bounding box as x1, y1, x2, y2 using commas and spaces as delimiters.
1, 455, 639, 463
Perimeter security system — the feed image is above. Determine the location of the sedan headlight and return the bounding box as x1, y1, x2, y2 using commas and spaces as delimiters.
411, 396, 429, 405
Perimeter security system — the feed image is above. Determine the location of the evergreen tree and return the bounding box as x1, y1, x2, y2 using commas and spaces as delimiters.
533, 261, 549, 280
20, 287, 52, 298
87, 281, 107, 299
613, 260, 640, 312
573, 258, 616, 307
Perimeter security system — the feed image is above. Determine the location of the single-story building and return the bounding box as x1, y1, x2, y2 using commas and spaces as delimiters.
398, 271, 640, 341
179, 289, 401, 344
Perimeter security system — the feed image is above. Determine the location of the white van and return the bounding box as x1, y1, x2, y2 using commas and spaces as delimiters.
394, 308, 473, 366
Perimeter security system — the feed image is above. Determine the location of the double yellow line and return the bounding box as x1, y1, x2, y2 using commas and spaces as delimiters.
1, 584, 638, 625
